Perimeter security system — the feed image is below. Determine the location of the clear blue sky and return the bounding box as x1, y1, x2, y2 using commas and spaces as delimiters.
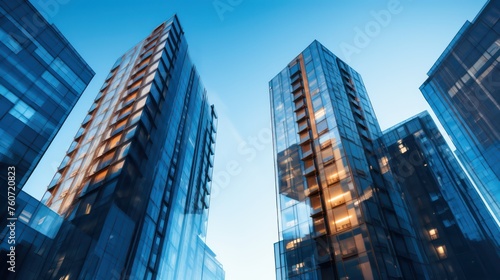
25, 1, 487, 279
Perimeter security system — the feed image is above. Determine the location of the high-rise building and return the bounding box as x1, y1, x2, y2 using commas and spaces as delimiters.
1, 15, 223, 280
0, 0, 94, 193
381, 111, 500, 279
270, 40, 429, 280
420, 0, 500, 223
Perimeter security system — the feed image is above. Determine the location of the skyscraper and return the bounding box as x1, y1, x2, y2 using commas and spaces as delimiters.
381, 111, 500, 279
0, 0, 94, 192
270, 40, 429, 280
4, 15, 222, 280
420, 0, 500, 223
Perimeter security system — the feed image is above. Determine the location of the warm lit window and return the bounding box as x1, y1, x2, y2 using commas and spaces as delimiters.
333, 206, 351, 231
133, 68, 147, 78
129, 79, 142, 89
110, 161, 124, 175
429, 228, 438, 240
85, 203, 92, 214
124, 92, 137, 103
436, 245, 447, 259
115, 119, 127, 131
93, 169, 108, 184
397, 139, 408, 153
321, 148, 334, 163
108, 134, 122, 150
313, 217, 326, 235
99, 152, 115, 169
310, 195, 322, 212
325, 164, 339, 185
118, 106, 132, 119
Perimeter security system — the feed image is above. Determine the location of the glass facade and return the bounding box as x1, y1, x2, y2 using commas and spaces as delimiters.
270, 41, 429, 280
0, 0, 94, 193
0, 15, 223, 280
420, 0, 500, 224
381, 111, 500, 279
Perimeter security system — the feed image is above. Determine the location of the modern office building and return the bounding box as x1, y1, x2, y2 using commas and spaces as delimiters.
0, 14, 223, 280
0, 0, 94, 193
420, 0, 500, 223
270, 40, 430, 280
381, 111, 500, 279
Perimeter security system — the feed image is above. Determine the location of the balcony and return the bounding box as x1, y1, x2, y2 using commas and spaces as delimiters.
301, 149, 313, 160
304, 184, 320, 197
294, 99, 305, 111
303, 165, 316, 176
297, 122, 309, 134
292, 81, 303, 93
296, 111, 307, 122
299, 134, 311, 145
293, 90, 304, 101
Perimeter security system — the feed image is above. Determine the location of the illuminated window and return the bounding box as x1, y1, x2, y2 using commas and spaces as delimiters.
397, 139, 408, 153
110, 161, 124, 175
137, 58, 150, 69
322, 147, 334, 163
129, 79, 142, 89
429, 228, 438, 240
93, 169, 108, 184
115, 119, 127, 131
108, 134, 122, 150
325, 164, 339, 185
85, 203, 92, 214
436, 245, 447, 259
379, 156, 390, 174
310, 195, 322, 212
133, 68, 147, 78
118, 106, 132, 119
124, 92, 137, 103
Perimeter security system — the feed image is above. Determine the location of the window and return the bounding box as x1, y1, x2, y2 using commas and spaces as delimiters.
108, 134, 121, 150
316, 119, 328, 134
93, 169, 108, 184
110, 161, 124, 176
310, 195, 322, 212
429, 229, 438, 240
314, 108, 326, 121
325, 164, 339, 185
98, 152, 115, 169
124, 92, 138, 103
118, 143, 131, 160
322, 148, 334, 164
114, 119, 127, 132
436, 245, 447, 259
333, 206, 351, 231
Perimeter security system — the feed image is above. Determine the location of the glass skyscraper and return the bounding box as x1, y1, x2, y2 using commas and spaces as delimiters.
1, 14, 223, 280
420, 0, 500, 223
270, 41, 429, 280
381, 111, 500, 279
0, 0, 94, 192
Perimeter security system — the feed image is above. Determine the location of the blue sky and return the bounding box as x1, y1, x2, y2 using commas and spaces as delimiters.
25, 0, 487, 279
